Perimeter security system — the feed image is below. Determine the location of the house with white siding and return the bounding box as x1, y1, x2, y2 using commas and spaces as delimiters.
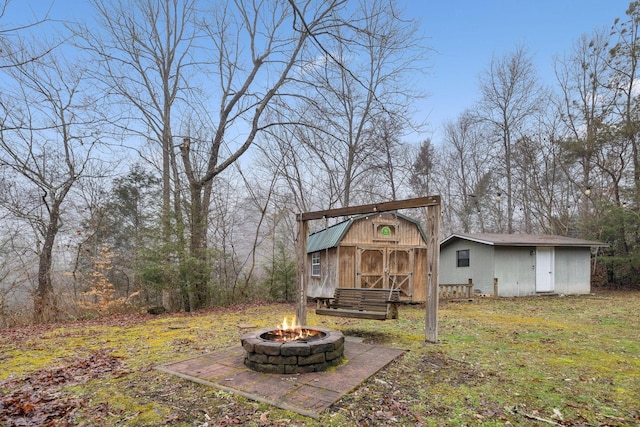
440, 233, 608, 297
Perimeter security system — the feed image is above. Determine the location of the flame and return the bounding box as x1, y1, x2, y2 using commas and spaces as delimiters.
274, 316, 307, 342
279, 316, 299, 331
279, 316, 302, 338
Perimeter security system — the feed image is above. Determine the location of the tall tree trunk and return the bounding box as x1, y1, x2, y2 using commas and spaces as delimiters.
180, 137, 212, 311
189, 181, 210, 310
171, 146, 191, 312
503, 128, 514, 234
161, 121, 175, 308
162, 122, 172, 242
34, 203, 61, 323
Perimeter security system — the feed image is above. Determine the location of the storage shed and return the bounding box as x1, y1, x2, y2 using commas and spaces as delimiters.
306, 212, 429, 302
440, 233, 608, 297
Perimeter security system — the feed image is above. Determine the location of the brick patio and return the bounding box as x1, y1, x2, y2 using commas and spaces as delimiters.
157, 339, 406, 419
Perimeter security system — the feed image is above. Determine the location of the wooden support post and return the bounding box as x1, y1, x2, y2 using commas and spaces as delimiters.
295, 216, 308, 325
493, 277, 498, 297
424, 202, 441, 343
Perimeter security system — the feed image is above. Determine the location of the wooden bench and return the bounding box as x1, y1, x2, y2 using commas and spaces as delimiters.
315, 288, 400, 320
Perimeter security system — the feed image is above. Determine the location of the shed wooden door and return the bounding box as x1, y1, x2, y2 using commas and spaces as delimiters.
358, 248, 385, 288
388, 248, 412, 297
356, 247, 413, 296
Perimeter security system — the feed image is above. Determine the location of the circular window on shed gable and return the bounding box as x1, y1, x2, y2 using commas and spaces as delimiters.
378, 224, 395, 238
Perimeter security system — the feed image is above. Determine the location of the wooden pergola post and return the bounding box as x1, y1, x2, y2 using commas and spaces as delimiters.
295, 196, 442, 342
295, 215, 308, 325
424, 202, 441, 343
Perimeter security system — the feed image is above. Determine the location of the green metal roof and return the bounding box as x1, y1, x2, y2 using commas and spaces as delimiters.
307, 218, 352, 253
307, 212, 427, 253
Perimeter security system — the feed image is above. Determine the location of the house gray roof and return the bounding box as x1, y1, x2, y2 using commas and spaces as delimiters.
307, 212, 427, 253
441, 233, 608, 248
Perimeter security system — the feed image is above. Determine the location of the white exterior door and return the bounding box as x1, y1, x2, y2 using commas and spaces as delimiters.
535, 247, 554, 292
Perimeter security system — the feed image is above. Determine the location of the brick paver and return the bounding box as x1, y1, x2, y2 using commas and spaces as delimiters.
157, 340, 405, 419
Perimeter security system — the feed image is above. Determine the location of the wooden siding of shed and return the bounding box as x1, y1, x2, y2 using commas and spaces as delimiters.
340, 213, 425, 247
306, 248, 338, 298
339, 246, 356, 288
345, 214, 426, 302
306, 213, 428, 302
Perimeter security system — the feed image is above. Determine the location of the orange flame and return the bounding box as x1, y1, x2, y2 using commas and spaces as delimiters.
274, 316, 307, 342
279, 316, 299, 331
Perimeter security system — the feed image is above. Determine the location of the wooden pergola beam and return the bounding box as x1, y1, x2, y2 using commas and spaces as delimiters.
297, 195, 441, 221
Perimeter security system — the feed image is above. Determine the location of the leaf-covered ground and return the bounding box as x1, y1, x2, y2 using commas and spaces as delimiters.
1, 293, 639, 426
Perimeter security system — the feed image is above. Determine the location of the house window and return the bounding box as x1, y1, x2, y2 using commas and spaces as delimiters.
311, 252, 321, 276
456, 249, 470, 267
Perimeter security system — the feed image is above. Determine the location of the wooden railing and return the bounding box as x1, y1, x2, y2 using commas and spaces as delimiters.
439, 279, 473, 301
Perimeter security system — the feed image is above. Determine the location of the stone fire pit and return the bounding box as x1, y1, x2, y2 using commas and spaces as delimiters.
241, 326, 344, 374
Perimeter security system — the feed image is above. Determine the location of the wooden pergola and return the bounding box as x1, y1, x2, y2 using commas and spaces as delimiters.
295, 196, 442, 343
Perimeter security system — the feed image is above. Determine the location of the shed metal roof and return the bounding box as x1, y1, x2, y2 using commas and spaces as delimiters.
307, 212, 426, 253
441, 232, 608, 248
307, 219, 352, 253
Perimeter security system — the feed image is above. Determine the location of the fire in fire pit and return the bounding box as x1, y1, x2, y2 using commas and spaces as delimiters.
241, 317, 344, 374
259, 317, 327, 343
260, 328, 326, 343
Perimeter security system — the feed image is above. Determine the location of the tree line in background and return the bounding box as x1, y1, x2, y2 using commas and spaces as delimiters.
0, 0, 638, 326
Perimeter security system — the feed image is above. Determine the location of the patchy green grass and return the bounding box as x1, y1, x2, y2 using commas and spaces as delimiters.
1, 293, 639, 426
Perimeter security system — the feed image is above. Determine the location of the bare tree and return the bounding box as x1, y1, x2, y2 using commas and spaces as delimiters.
256, 121, 314, 215
79, 0, 199, 310
554, 30, 614, 217
0, 47, 105, 322
231, 162, 281, 290
607, 2, 640, 211
477, 45, 545, 233
0, 225, 35, 327
366, 117, 413, 201
83, 0, 391, 310
0, 0, 59, 70
177, 0, 352, 309
439, 111, 495, 233
511, 121, 573, 235
286, 0, 427, 208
